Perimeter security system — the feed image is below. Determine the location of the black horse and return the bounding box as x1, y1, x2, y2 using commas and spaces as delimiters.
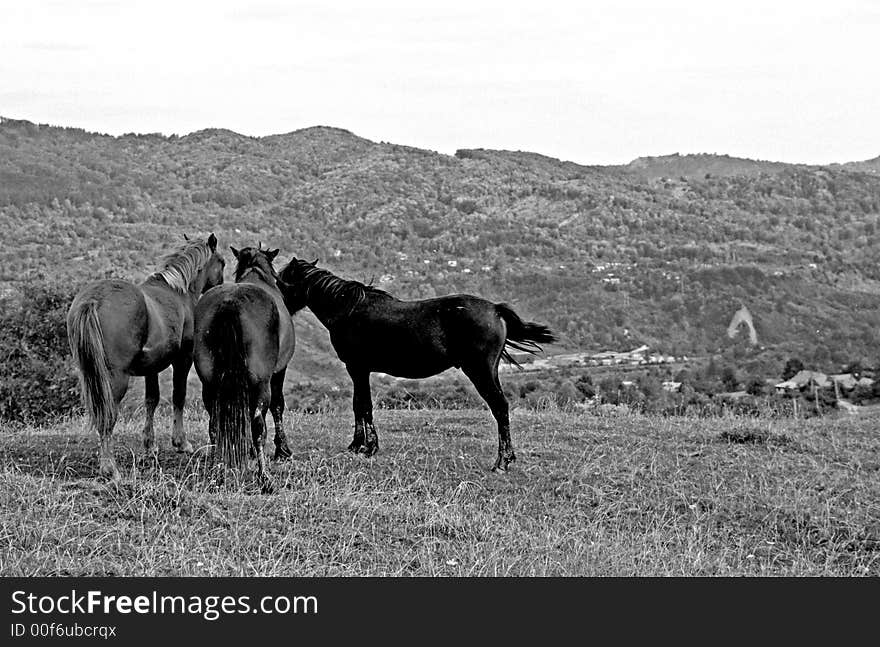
278, 257, 557, 472
193, 246, 295, 486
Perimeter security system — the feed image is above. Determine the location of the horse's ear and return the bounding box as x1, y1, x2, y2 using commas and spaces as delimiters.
311, 258, 319, 266
266, 248, 280, 262
207, 233, 217, 252
230, 246, 240, 259
183, 233, 190, 241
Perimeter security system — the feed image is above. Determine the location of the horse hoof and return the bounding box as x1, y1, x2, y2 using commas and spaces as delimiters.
273, 446, 292, 462
99, 464, 122, 484
347, 442, 363, 453
361, 444, 379, 458
492, 452, 516, 473
491, 460, 512, 474
173, 439, 194, 455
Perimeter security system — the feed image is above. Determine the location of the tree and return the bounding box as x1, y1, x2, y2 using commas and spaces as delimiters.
781, 357, 804, 381
721, 365, 739, 392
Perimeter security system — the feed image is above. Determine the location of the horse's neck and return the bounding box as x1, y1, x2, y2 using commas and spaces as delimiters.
307, 300, 339, 329
305, 275, 357, 328
142, 268, 205, 303
141, 274, 190, 300
185, 271, 208, 300
238, 268, 278, 292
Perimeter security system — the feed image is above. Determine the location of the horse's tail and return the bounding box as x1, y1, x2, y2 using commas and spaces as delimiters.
67, 301, 116, 435
207, 302, 251, 468
495, 303, 558, 369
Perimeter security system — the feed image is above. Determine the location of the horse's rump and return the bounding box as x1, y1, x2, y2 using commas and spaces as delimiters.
67, 280, 150, 431
194, 285, 281, 467
494, 302, 558, 368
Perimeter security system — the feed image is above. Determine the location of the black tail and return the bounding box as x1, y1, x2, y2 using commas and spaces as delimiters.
495, 303, 558, 368
207, 303, 251, 469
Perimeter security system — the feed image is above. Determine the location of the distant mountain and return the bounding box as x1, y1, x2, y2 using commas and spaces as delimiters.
622, 152, 796, 179
837, 155, 880, 175
2, 116, 880, 378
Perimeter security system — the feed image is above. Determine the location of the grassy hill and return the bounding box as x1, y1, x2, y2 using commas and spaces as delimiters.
1, 407, 877, 576
622, 152, 794, 179
2, 115, 880, 381
838, 155, 880, 176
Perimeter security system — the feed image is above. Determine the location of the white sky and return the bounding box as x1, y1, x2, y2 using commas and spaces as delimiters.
1, 0, 878, 165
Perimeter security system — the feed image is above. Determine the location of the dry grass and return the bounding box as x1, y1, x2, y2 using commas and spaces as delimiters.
0, 407, 878, 576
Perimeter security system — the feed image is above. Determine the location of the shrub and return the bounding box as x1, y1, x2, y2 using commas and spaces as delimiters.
454, 198, 478, 215
574, 374, 596, 398
745, 376, 767, 396
0, 281, 81, 423
555, 380, 582, 406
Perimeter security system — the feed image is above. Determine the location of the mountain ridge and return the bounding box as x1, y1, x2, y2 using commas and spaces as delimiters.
2, 115, 880, 377
4, 115, 876, 171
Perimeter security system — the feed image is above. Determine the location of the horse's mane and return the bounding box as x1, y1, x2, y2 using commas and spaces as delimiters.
236, 265, 277, 286
150, 240, 213, 293
287, 261, 393, 313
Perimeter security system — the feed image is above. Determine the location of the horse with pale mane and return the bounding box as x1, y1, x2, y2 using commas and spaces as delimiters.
66, 233, 225, 482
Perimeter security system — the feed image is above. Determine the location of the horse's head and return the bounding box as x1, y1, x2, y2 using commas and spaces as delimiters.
230, 244, 280, 284
277, 256, 319, 314
200, 233, 225, 293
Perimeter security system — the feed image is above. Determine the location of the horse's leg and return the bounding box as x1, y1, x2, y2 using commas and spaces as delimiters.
346, 365, 366, 453
142, 373, 159, 458
351, 367, 379, 457
251, 381, 274, 492
99, 371, 130, 483
171, 354, 194, 454
270, 368, 292, 461
462, 361, 514, 472
362, 385, 379, 458
347, 366, 379, 456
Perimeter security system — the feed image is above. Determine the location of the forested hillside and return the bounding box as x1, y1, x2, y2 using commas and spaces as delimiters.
2, 116, 880, 375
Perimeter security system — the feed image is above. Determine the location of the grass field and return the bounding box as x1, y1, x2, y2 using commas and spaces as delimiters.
1, 406, 878, 576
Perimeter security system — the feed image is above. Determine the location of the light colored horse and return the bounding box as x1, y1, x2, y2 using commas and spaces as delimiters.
66, 234, 225, 482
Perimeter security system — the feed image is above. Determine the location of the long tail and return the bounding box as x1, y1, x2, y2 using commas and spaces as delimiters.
495, 303, 558, 369
67, 301, 115, 435
207, 303, 251, 469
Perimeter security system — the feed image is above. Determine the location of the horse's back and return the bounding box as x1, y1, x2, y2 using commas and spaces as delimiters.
362, 293, 501, 336
236, 279, 295, 370
194, 283, 282, 383
68, 279, 148, 368
332, 292, 504, 375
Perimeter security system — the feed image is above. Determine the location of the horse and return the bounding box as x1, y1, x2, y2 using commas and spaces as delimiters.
66, 233, 225, 482
192, 245, 295, 487
277, 257, 557, 472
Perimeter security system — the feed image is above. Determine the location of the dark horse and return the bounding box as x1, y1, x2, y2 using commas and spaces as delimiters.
277, 257, 557, 472
193, 245, 295, 485
66, 234, 225, 482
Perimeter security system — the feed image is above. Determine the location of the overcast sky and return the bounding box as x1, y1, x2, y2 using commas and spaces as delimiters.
1, 0, 878, 165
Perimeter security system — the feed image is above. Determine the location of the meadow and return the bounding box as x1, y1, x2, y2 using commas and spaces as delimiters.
1, 406, 877, 576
